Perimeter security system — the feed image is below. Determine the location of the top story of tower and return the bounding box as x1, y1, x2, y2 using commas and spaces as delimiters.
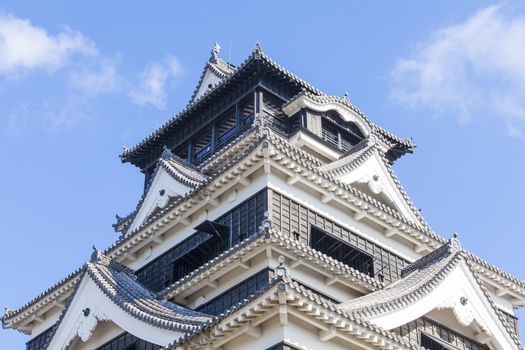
120, 43, 415, 174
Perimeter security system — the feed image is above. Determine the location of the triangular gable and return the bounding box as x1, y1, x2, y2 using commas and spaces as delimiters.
46, 251, 210, 350
121, 149, 208, 234
191, 43, 235, 103
339, 238, 521, 350
318, 137, 426, 228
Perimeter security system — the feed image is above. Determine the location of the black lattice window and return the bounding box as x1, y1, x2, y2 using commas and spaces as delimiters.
95, 332, 160, 350
310, 225, 374, 277
214, 189, 267, 246
420, 334, 454, 350
136, 190, 268, 292
270, 191, 409, 284
196, 269, 270, 315
26, 326, 54, 350
393, 317, 489, 350
136, 229, 227, 292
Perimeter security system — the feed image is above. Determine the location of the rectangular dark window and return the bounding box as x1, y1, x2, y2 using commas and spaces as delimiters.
136, 229, 226, 292
271, 191, 409, 284
192, 128, 213, 165
196, 269, 270, 315
310, 225, 374, 277
136, 190, 267, 292
420, 333, 455, 350
320, 112, 364, 153
26, 326, 54, 350
393, 317, 489, 350
95, 332, 160, 350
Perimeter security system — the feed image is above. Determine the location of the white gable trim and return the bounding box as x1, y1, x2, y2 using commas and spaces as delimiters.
47, 276, 183, 350
193, 67, 224, 102
128, 166, 192, 233
335, 151, 421, 224
367, 261, 518, 350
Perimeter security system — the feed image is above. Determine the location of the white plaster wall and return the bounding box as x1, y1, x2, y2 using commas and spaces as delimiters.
283, 315, 362, 350
281, 260, 363, 302
426, 309, 476, 339
128, 167, 193, 233
194, 68, 222, 101
336, 153, 419, 223
70, 321, 123, 350
489, 290, 515, 315
221, 317, 284, 350
288, 131, 341, 161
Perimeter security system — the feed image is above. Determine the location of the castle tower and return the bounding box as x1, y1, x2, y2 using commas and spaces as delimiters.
3, 44, 523, 350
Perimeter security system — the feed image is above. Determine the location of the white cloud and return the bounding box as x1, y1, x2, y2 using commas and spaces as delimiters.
0, 13, 97, 75
0, 12, 124, 134
391, 5, 525, 137
128, 55, 182, 109
68, 57, 120, 96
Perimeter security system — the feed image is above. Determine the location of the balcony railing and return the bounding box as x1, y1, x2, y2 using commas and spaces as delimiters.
193, 144, 212, 165
217, 126, 237, 148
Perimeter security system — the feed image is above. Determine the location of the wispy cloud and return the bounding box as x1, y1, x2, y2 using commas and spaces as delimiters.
68, 57, 121, 96
0, 12, 97, 76
128, 56, 182, 109
8, 95, 92, 136
391, 5, 525, 138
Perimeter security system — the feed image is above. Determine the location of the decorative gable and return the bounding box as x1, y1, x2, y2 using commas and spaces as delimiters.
191, 43, 235, 103
319, 137, 425, 227
340, 238, 521, 350
45, 250, 210, 350
117, 148, 208, 235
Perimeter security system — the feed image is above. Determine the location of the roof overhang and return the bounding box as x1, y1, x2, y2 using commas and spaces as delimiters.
340, 239, 521, 350
47, 275, 185, 349
168, 278, 418, 350
377, 262, 517, 349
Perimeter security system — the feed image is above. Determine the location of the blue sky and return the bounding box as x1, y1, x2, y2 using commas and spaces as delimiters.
1, 0, 525, 347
